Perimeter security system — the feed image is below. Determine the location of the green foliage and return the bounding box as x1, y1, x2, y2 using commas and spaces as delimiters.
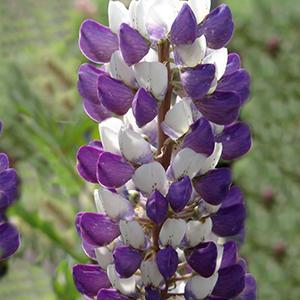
53, 260, 81, 300
0, 259, 56, 300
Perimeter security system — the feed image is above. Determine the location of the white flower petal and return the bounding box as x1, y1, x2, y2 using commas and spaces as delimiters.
129, 0, 155, 37
215, 244, 224, 273
161, 101, 193, 140
203, 48, 228, 80
108, 50, 136, 87
185, 273, 218, 299
140, 259, 164, 287
204, 202, 221, 214
142, 48, 159, 62
171, 148, 208, 179
145, 0, 183, 40
199, 142, 223, 175
186, 218, 213, 247
175, 35, 207, 68
98, 117, 123, 154
108, 0, 130, 33
94, 187, 133, 219
107, 264, 137, 295
134, 62, 168, 100
119, 128, 152, 164
188, 0, 211, 23
132, 162, 168, 195
159, 218, 187, 248
119, 220, 145, 249
95, 246, 113, 269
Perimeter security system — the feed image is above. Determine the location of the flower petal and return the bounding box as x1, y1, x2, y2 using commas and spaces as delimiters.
180, 64, 216, 100
140, 258, 164, 287
132, 88, 158, 128
120, 23, 150, 66
169, 148, 208, 180
195, 168, 232, 205
199, 142, 223, 175
188, 0, 211, 24
237, 274, 257, 300
94, 188, 133, 220
145, 287, 163, 300
108, 51, 136, 87
133, 162, 168, 195
99, 117, 123, 154
113, 245, 143, 278
119, 128, 153, 164
167, 176, 192, 212
119, 220, 146, 249
215, 122, 252, 161
0, 223, 20, 261
161, 100, 194, 140
224, 53, 241, 76
197, 4, 234, 49
185, 218, 213, 248
83, 98, 112, 122
170, 3, 198, 45
159, 218, 187, 248
95, 247, 114, 270
134, 62, 168, 100
212, 263, 245, 298
203, 48, 228, 80
0, 153, 9, 173
145, 0, 182, 41
156, 246, 179, 279
211, 186, 246, 237
194, 91, 241, 125
98, 74, 135, 115
97, 288, 129, 300
146, 190, 168, 225
72, 264, 111, 297
0, 169, 18, 191
217, 69, 251, 104
97, 152, 135, 189
108, 1, 130, 33
174, 35, 207, 67
78, 63, 105, 104
220, 241, 238, 269
186, 242, 218, 277
183, 118, 215, 156
107, 264, 137, 296
77, 144, 103, 183
79, 19, 119, 63
78, 212, 120, 247
184, 273, 218, 300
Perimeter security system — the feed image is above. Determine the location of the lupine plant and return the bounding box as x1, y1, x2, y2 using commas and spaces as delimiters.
0, 121, 20, 262
73, 0, 256, 299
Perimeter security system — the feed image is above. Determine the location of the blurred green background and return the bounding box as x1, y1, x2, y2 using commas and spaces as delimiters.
0, 0, 299, 299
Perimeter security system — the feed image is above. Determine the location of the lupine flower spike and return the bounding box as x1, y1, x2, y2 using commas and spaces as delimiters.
0, 121, 20, 262
74, 1, 256, 299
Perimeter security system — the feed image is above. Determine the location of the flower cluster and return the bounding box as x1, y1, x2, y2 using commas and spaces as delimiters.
0, 121, 20, 262
73, 1, 256, 299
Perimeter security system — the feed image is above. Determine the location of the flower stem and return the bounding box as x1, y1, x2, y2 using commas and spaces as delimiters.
157, 40, 173, 170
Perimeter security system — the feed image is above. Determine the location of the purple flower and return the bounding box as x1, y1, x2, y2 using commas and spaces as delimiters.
79, 19, 119, 64
73, 2, 255, 299
73, 264, 111, 297
0, 121, 20, 262
77, 212, 120, 247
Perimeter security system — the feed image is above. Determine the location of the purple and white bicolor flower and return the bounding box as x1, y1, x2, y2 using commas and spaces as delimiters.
74, 1, 256, 299
0, 121, 20, 261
